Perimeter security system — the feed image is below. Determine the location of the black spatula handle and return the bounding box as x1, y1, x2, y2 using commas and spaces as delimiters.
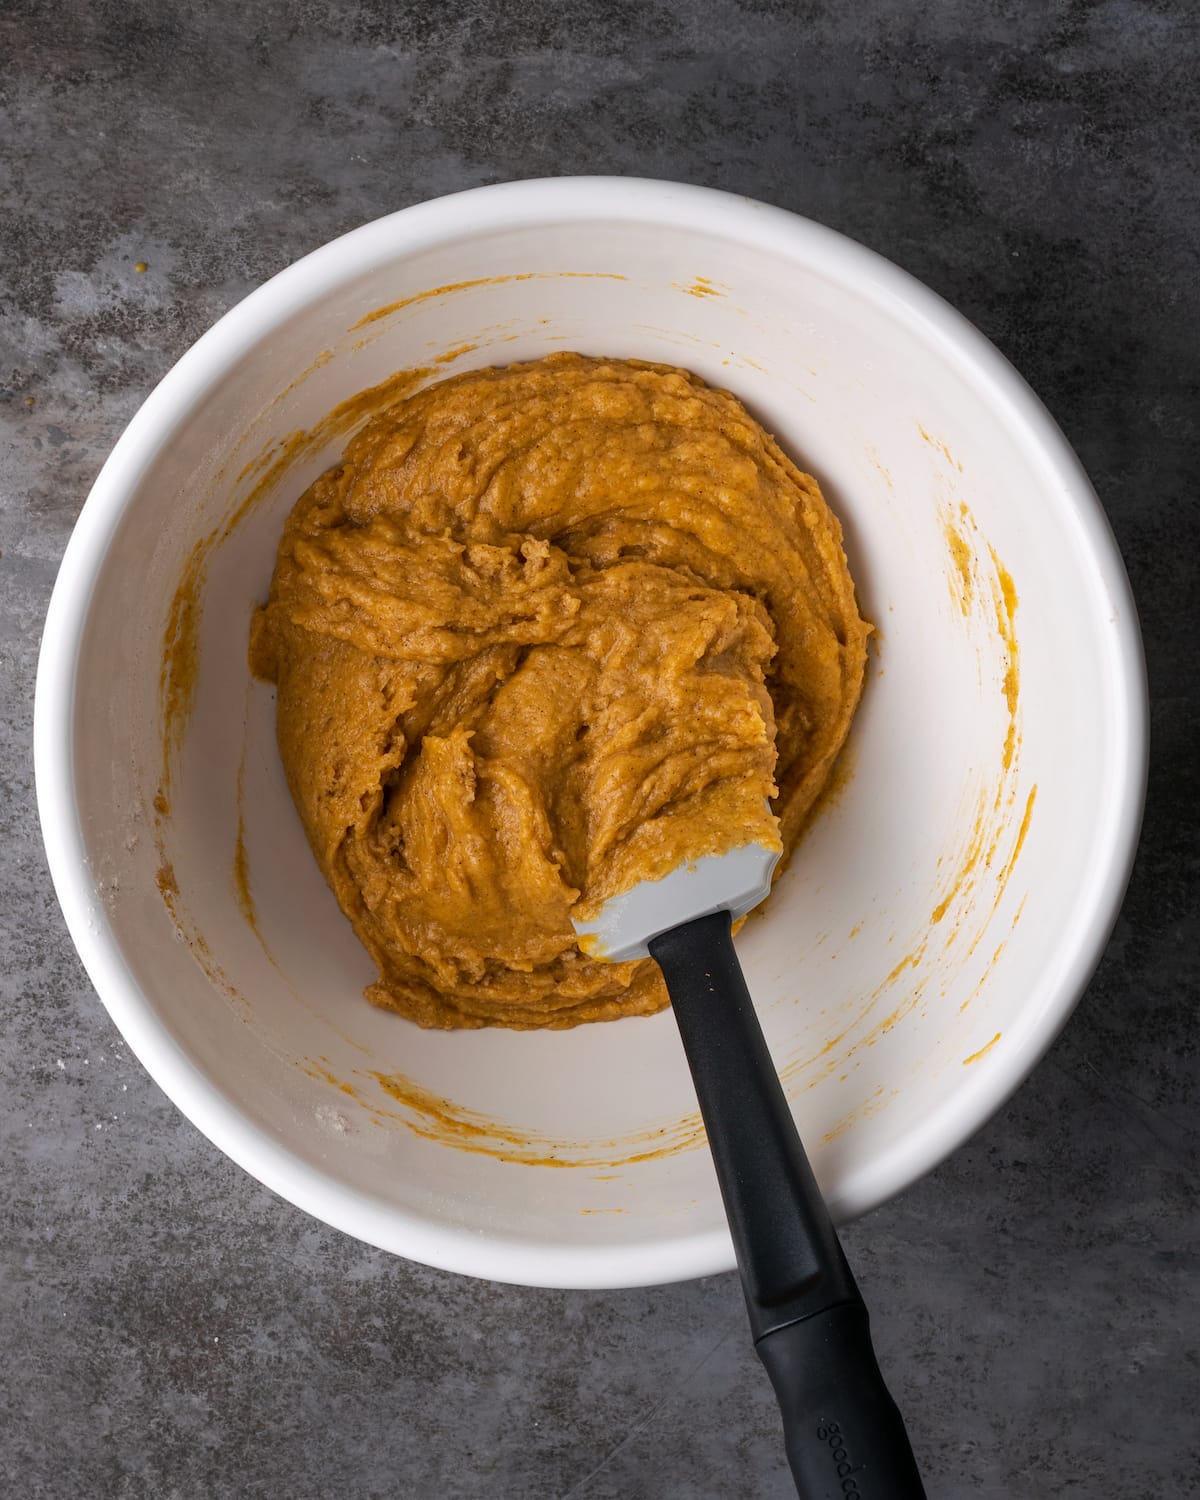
649, 910, 925, 1500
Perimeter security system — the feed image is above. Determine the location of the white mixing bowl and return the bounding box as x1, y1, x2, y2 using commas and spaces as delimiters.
35, 179, 1146, 1288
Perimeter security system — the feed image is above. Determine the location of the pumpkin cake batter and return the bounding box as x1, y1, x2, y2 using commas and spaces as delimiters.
250, 353, 869, 1029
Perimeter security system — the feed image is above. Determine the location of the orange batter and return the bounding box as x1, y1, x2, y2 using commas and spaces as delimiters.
251, 354, 869, 1028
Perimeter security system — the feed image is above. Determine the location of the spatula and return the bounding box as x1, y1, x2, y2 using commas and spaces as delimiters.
573, 835, 927, 1499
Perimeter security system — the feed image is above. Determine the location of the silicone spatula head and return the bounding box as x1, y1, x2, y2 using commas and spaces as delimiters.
571, 837, 781, 962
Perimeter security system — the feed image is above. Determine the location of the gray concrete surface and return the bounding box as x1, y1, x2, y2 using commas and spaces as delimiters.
2, 1, 1197, 1495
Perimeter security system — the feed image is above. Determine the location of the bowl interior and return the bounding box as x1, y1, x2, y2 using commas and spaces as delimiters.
53, 186, 1137, 1285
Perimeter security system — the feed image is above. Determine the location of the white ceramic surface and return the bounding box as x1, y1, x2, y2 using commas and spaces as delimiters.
35, 178, 1146, 1289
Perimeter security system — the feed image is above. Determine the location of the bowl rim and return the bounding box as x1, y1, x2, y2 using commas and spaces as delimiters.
34, 176, 1148, 1289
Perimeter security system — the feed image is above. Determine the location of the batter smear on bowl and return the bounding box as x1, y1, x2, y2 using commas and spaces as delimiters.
250, 353, 869, 1028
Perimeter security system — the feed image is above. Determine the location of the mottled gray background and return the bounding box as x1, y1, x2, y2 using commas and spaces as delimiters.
1, 1, 1196, 1496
